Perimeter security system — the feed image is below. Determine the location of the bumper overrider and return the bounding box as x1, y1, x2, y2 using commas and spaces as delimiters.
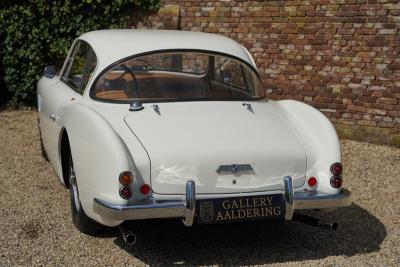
93, 176, 352, 226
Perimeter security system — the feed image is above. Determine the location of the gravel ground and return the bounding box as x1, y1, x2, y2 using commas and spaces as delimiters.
0, 109, 399, 267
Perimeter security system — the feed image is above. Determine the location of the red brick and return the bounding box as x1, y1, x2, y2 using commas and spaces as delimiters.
348, 105, 367, 113
388, 63, 400, 70
377, 98, 398, 105
341, 5, 360, 11
378, 122, 395, 128
338, 28, 356, 35
388, 111, 400, 117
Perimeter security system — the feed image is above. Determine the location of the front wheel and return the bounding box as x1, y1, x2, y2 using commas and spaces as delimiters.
68, 152, 103, 234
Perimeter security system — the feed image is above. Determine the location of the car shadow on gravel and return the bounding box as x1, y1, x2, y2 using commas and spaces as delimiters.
112, 204, 385, 266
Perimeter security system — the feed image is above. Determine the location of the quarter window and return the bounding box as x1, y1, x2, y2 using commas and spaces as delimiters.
81, 49, 97, 90
64, 41, 96, 94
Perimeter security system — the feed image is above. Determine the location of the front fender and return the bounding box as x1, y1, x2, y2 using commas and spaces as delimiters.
58, 103, 140, 226
274, 100, 341, 194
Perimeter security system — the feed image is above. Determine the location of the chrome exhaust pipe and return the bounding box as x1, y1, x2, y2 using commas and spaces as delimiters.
293, 213, 338, 231
317, 220, 338, 231
118, 225, 137, 246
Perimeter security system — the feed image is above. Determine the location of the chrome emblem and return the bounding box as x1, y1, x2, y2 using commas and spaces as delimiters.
199, 202, 214, 223
216, 164, 254, 175
231, 164, 240, 173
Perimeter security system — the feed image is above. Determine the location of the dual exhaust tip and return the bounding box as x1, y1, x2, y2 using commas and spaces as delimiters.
318, 221, 338, 231
119, 226, 136, 246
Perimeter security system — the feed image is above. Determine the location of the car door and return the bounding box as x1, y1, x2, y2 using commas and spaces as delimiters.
41, 40, 96, 172
39, 44, 77, 168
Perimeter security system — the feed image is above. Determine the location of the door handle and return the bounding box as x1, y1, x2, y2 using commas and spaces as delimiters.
49, 114, 57, 121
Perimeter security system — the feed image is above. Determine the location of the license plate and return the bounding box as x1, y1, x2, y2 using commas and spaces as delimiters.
196, 194, 285, 224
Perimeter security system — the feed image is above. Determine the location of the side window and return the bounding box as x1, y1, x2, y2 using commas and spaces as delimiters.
64, 41, 96, 94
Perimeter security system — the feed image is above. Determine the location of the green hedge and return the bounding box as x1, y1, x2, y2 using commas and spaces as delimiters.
0, 0, 160, 106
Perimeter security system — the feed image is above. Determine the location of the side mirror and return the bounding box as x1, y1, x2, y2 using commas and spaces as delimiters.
44, 66, 56, 78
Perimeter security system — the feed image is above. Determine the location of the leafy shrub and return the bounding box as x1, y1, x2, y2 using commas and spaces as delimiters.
0, 0, 160, 106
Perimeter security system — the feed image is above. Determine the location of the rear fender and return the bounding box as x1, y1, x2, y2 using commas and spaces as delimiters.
275, 100, 341, 194
58, 103, 145, 226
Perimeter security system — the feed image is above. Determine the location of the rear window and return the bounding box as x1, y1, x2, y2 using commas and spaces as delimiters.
91, 51, 264, 102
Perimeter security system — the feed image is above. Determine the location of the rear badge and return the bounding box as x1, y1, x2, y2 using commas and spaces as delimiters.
199, 202, 214, 223
216, 164, 254, 175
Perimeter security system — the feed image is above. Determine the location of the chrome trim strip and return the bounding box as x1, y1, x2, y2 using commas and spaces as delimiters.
284, 176, 294, 220
216, 164, 254, 175
182, 180, 196, 226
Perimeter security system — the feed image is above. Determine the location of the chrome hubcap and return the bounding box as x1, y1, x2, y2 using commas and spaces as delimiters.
70, 163, 81, 211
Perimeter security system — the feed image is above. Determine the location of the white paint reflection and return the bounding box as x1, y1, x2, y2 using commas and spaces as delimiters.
154, 163, 202, 186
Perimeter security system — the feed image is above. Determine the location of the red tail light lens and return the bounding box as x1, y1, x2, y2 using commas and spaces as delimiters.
330, 163, 343, 176
308, 177, 318, 187
140, 184, 151, 195
330, 176, 342, 188
119, 171, 133, 186
119, 186, 132, 199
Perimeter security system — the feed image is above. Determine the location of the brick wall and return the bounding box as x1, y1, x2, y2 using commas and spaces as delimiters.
133, 0, 400, 146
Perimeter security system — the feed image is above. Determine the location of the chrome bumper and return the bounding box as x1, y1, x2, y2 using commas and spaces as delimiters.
93, 177, 352, 226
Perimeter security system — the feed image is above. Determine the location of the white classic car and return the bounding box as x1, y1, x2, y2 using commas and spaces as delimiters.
37, 30, 351, 244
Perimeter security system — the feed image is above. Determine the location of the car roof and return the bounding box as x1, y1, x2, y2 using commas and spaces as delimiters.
78, 29, 256, 71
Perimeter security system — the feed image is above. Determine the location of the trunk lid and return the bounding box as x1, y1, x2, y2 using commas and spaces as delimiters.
124, 101, 306, 195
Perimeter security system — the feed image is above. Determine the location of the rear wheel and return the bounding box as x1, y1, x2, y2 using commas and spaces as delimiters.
68, 152, 103, 234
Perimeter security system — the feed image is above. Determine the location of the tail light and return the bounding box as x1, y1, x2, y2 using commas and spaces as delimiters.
307, 177, 318, 187
119, 171, 133, 186
140, 184, 151, 195
119, 186, 133, 199
330, 176, 342, 188
119, 171, 133, 199
330, 163, 343, 176
330, 163, 343, 188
